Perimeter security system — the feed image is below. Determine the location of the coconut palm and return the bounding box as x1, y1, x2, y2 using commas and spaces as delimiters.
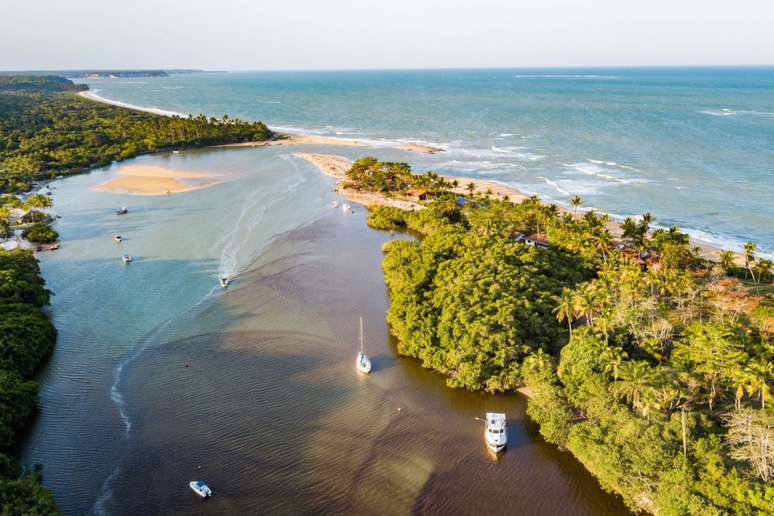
601, 345, 628, 382
743, 240, 757, 282
610, 360, 659, 414
570, 195, 583, 214
718, 250, 736, 273
745, 360, 772, 409
756, 258, 772, 283
466, 182, 476, 195
552, 288, 578, 337
522, 349, 555, 384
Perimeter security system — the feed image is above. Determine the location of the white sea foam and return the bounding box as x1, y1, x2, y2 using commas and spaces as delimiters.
699, 108, 774, 118
513, 74, 621, 80
490, 145, 545, 161
587, 159, 639, 172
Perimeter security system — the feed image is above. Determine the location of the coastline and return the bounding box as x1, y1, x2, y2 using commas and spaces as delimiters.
295, 152, 739, 264
78, 90, 748, 264
78, 90, 445, 154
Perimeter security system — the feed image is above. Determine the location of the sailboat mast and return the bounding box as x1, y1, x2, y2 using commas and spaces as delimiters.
359, 317, 364, 353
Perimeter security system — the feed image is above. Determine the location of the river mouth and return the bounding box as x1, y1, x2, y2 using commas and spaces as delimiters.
22, 145, 628, 515
108, 211, 628, 515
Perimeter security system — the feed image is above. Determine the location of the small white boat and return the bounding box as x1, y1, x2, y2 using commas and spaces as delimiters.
485, 412, 507, 453
189, 480, 212, 498
114, 235, 123, 242
219, 277, 229, 288
117, 207, 128, 215
331, 201, 339, 208
356, 317, 372, 374
122, 254, 133, 264
341, 203, 353, 214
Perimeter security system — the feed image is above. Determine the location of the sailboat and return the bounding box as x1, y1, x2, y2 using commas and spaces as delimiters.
356, 317, 372, 374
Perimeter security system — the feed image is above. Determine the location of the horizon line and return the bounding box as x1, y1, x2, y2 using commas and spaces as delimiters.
2, 63, 774, 74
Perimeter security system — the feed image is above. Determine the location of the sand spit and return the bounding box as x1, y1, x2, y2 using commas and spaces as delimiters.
93, 165, 222, 196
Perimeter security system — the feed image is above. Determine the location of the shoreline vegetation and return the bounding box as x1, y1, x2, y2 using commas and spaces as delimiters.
0, 76, 273, 194
79, 90, 447, 155
2, 74, 772, 513
0, 74, 279, 513
303, 155, 773, 515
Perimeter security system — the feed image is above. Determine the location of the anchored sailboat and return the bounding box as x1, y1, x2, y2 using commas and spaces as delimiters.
356, 317, 372, 374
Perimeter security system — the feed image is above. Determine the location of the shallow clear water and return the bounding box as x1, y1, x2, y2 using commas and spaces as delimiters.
21, 145, 630, 514
81, 67, 774, 255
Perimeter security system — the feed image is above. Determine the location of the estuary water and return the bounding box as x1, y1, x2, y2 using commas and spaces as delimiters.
21, 143, 630, 514
80, 67, 774, 255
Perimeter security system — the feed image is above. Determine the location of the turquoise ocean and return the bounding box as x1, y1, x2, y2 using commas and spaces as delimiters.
82, 67, 774, 255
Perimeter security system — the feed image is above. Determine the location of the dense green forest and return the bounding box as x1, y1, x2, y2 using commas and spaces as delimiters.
0, 249, 59, 513
356, 157, 773, 514
0, 75, 273, 193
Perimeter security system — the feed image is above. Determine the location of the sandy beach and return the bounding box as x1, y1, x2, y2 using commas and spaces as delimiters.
93, 164, 222, 196
296, 152, 732, 263
78, 91, 445, 155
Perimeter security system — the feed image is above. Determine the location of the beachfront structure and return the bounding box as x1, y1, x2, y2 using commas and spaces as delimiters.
512, 233, 551, 249
406, 188, 434, 202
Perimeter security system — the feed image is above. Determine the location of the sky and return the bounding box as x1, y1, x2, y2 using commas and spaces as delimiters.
1, 0, 773, 70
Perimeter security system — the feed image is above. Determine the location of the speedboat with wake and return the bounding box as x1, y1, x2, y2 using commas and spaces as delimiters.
485, 412, 507, 453
189, 480, 212, 498
116, 206, 128, 215
114, 235, 123, 242
122, 254, 133, 264
356, 317, 371, 374
220, 277, 230, 288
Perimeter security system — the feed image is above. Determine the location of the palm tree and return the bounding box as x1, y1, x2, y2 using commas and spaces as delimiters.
601, 345, 628, 381
756, 258, 772, 283
745, 360, 772, 409
610, 360, 659, 414
466, 182, 476, 195
743, 240, 757, 282
574, 284, 599, 325
552, 288, 578, 337
570, 195, 583, 215
718, 250, 736, 273
522, 349, 554, 384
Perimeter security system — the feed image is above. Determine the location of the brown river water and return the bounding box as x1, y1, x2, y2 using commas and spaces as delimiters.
109, 210, 629, 515
21, 147, 629, 515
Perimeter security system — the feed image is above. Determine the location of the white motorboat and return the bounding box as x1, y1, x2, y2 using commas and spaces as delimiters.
117, 207, 128, 215
122, 254, 133, 264
356, 317, 372, 374
331, 201, 339, 208
189, 480, 212, 498
114, 235, 123, 242
485, 412, 507, 453
341, 203, 353, 214
220, 277, 229, 288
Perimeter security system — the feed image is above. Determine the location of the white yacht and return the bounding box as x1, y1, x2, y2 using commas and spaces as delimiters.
121, 254, 133, 264
117, 207, 128, 215
189, 480, 212, 498
356, 317, 371, 374
331, 201, 339, 208
114, 235, 123, 242
341, 203, 353, 214
485, 412, 507, 453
